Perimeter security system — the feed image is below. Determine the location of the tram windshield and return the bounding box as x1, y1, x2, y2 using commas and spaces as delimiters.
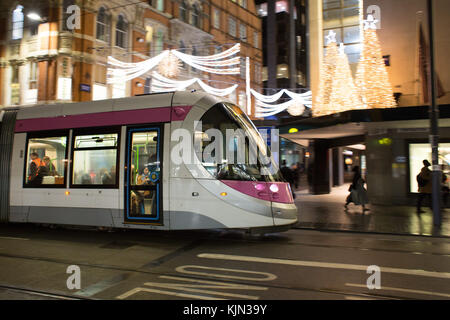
196, 103, 283, 182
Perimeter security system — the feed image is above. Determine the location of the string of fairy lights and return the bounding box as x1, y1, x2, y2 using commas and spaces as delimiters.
106, 14, 395, 118
107, 42, 313, 117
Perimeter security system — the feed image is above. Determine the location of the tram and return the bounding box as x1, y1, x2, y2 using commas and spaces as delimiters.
0, 91, 298, 233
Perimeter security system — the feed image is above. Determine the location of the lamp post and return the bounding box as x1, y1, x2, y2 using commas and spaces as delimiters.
427, 0, 441, 227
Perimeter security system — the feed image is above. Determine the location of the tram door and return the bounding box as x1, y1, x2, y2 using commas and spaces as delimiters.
125, 127, 162, 224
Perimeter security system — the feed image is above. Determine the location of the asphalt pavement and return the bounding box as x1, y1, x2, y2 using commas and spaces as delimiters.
294, 183, 450, 237
0, 223, 448, 301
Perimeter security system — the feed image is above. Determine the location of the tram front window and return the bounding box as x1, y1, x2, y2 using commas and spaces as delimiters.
196, 103, 283, 182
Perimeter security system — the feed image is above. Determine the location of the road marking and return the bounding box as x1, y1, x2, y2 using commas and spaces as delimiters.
346, 283, 450, 298
198, 253, 450, 279
117, 287, 225, 300
344, 296, 377, 300
176, 265, 277, 281
144, 276, 264, 299
0, 236, 29, 241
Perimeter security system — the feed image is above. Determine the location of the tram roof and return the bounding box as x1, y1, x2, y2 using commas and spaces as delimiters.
3, 91, 216, 121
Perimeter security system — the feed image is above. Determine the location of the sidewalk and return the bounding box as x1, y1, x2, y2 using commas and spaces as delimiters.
293, 183, 450, 237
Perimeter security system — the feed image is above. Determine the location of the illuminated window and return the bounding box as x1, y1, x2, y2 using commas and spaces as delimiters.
228, 17, 236, 37
150, 0, 164, 11
409, 143, 450, 193
191, 5, 200, 28
240, 57, 245, 79
179, 1, 187, 22
24, 133, 68, 187
213, 8, 220, 29
71, 131, 119, 187
239, 23, 247, 42
96, 7, 111, 43
115, 14, 128, 48
29, 62, 38, 89
12, 5, 24, 40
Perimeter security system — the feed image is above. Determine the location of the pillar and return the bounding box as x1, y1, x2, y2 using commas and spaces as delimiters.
308, 139, 331, 194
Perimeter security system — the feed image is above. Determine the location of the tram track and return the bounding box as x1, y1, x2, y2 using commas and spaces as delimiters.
0, 250, 410, 300
0, 284, 91, 300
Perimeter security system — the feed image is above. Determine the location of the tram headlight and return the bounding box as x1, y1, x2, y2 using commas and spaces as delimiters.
65, 191, 70, 196
269, 184, 279, 193
254, 183, 265, 191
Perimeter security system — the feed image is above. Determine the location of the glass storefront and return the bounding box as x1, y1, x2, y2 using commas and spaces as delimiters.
409, 143, 450, 193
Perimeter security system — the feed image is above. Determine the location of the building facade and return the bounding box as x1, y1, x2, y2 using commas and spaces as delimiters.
308, 0, 450, 109
0, 0, 263, 115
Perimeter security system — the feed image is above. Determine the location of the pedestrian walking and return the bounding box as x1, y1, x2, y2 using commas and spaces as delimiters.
416, 159, 432, 213
280, 160, 296, 199
344, 166, 369, 212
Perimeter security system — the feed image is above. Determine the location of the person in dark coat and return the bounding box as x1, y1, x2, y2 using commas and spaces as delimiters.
280, 160, 296, 199
345, 166, 369, 212
417, 159, 432, 213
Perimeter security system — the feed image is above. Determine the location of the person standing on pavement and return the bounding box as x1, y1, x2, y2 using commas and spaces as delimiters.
280, 160, 296, 199
344, 166, 369, 212
416, 159, 432, 213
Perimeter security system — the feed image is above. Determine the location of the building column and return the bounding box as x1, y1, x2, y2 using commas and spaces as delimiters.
308, 139, 331, 194
289, 0, 296, 89
332, 147, 344, 186
308, 0, 323, 103
267, 0, 277, 92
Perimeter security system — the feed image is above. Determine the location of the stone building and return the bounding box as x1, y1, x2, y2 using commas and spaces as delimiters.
0, 0, 263, 114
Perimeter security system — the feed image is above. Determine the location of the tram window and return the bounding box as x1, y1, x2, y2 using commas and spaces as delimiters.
196, 103, 283, 182
24, 134, 68, 187
71, 132, 119, 187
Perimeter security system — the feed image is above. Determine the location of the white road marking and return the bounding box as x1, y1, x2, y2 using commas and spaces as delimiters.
198, 253, 450, 279
117, 287, 225, 300
344, 296, 377, 300
0, 236, 29, 241
346, 283, 450, 298
175, 265, 277, 281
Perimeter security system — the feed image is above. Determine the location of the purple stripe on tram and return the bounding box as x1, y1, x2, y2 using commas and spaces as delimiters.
15, 106, 192, 133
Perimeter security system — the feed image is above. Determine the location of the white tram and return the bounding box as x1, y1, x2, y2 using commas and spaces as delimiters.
0, 91, 298, 233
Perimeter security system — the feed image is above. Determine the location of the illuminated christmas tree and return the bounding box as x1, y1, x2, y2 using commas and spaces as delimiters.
329, 44, 364, 112
313, 31, 339, 116
355, 15, 396, 109
314, 31, 362, 116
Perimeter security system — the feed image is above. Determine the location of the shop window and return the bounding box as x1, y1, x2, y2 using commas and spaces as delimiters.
71, 131, 119, 187
24, 133, 68, 187
409, 143, 450, 193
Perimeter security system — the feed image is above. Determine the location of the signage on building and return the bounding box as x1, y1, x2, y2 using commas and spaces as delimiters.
80, 84, 91, 92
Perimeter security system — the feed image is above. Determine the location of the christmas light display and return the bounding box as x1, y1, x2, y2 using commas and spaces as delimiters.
107, 44, 241, 84
313, 33, 340, 116
158, 51, 182, 78
322, 43, 363, 116
151, 72, 238, 97
355, 15, 396, 109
